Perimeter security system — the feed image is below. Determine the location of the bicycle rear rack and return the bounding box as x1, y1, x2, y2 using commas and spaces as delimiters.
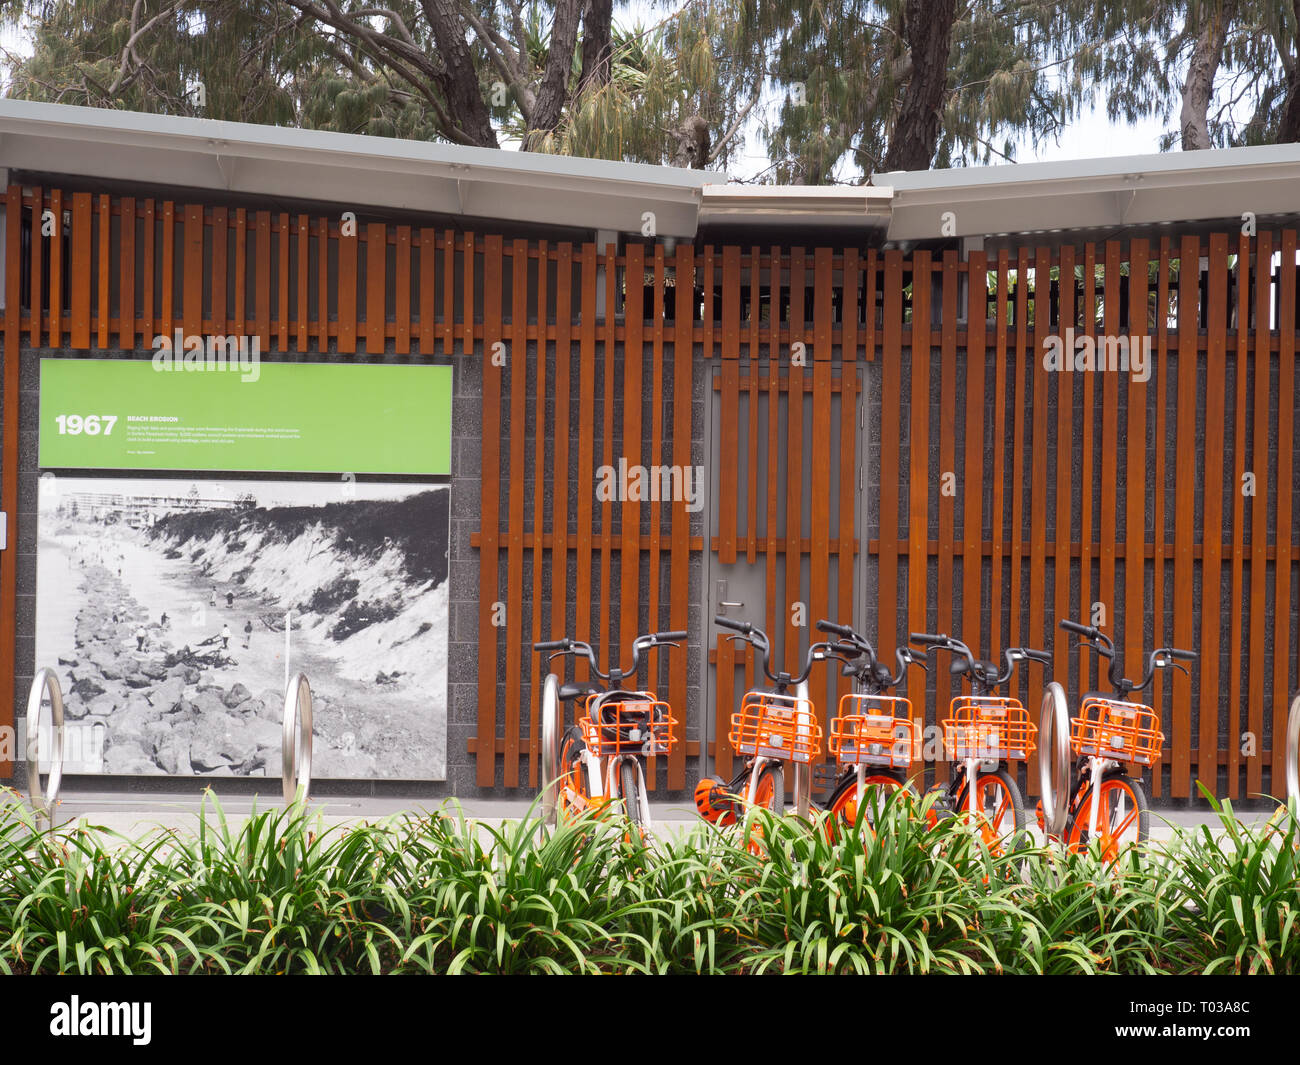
25, 668, 66, 827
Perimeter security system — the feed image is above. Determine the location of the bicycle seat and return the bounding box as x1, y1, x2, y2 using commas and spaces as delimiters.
950, 658, 1000, 685
558, 680, 603, 702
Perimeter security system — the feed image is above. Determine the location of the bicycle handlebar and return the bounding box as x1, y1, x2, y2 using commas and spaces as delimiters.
533, 629, 686, 683
909, 632, 1050, 692
1058, 618, 1196, 694
716, 617, 849, 688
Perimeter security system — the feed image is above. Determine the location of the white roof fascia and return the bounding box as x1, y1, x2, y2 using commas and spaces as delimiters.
881, 143, 1300, 241
0, 99, 712, 238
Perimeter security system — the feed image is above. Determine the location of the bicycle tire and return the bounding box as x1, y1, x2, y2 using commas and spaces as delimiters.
825, 770, 908, 837
557, 726, 589, 822
955, 767, 1026, 851
620, 758, 643, 826
1067, 772, 1149, 861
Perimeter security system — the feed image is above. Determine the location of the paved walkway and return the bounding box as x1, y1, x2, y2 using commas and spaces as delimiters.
27, 789, 1288, 843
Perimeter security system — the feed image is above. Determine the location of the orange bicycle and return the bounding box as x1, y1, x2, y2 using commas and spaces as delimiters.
1037, 619, 1194, 859
819, 619, 927, 834
536, 630, 685, 830
694, 617, 832, 830
909, 633, 1049, 851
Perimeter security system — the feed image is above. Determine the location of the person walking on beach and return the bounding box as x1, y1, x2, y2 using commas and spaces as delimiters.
221, 623, 232, 650
243, 619, 253, 649
135, 625, 147, 651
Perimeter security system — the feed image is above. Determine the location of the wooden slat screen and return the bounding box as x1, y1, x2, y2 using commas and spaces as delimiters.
1, 186, 1298, 797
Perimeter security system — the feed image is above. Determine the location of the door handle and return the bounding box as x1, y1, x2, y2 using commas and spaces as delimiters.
715, 579, 743, 615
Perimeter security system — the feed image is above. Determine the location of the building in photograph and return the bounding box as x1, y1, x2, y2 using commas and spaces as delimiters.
1, 99, 1298, 803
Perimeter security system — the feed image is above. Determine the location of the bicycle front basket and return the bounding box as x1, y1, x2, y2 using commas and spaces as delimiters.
580, 695, 677, 757
829, 694, 917, 768
942, 696, 1037, 761
1070, 698, 1163, 766
730, 691, 822, 764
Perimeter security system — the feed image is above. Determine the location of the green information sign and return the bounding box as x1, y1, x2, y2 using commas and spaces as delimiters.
39, 359, 452, 474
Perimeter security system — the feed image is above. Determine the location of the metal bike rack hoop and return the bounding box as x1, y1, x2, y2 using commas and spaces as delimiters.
26, 668, 67, 824
1286, 693, 1300, 804
539, 673, 562, 826
282, 672, 314, 805
1038, 682, 1071, 837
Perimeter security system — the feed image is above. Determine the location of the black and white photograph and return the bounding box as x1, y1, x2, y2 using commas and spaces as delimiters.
36, 475, 449, 780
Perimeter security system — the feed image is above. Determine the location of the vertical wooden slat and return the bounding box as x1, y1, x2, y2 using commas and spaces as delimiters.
442, 229, 456, 356
908, 251, 933, 769
964, 250, 989, 667
878, 251, 904, 660
209, 206, 226, 337
1226, 233, 1250, 797
575, 245, 598, 683
837, 248, 861, 708
49, 189, 64, 348
277, 212, 289, 351
810, 247, 834, 722
1199, 233, 1228, 792
502, 239, 529, 788
337, 215, 357, 353
1124, 239, 1150, 757
646, 245, 666, 748
1271, 230, 1296, 795
120, 196, 136, 348
28, 186, 42, 348
366, 222, 386, 355
232, 208, 246, 339
316, 217, 329, 351
551, 242, 573, 661
254, 211, 270, 350
1099, 242, 1121, 649
182, 204, 203, 342
296, 214, 309, 350
1151, 238, 1171, 798
598, 243, 616, 675
96, 194, 110, 349
1054, 245, 1076, 680
1246, 232, 1271, 797
1026, 246, 1049, 759
669, 245, 693, 787
936, 251, 958, 730
1171, 235, 1200, 798
746, 247, 761, 565
1007, 248, 1028, 699
1, 186, 22, 773
718, 247, 740, 566
160, 201, 175, 345
1078, 244, 1097, 693
765, 246, 782, 651
785, 248, 807, 674
619, 244, 644, 688
989, 250, 1009, 660
477, 234, 504, 786
395, 225, 411, 355
528, 241, 549, 787
70, 192, 92, 349
419, 228, 437, 355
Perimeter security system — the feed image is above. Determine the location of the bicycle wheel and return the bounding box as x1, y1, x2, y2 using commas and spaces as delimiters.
741, 764, 784, 857
954, 768, 1026, 852
620, 758, 643, 826
825, 771, 908, 839
1067, 773, 1149, 862
557, 725, 590, 823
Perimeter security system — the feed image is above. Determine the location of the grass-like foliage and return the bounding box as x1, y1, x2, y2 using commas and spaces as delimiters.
0, 787, 1294, 974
